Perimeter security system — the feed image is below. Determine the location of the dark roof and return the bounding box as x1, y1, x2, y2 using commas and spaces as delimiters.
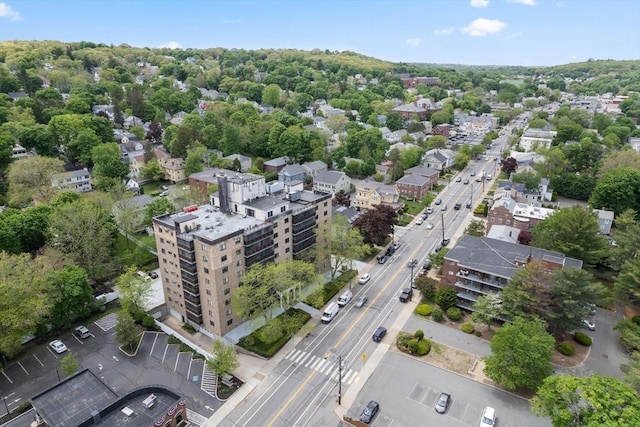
396, 174, 429, 186
445, 235, 583, 279
314, 170, 346, 185
174, 213, 197, 223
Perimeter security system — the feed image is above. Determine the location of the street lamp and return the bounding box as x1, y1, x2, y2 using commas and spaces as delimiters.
410, 262, 415, 291
337, 354, 344, 405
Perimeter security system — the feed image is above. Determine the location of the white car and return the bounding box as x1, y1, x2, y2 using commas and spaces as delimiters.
582, 319, 596, 331
479, 406, 496, 427
416, 218, 424, 225
358, 273, 371, 285
49, 340, 68, 354
425, 222, 435, 230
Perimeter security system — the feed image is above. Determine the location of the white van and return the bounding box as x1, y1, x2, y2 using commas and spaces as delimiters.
321, 302, 340, 323
337, 290, 353, 307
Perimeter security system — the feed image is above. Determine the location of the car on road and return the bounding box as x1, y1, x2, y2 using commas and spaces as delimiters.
435, 392, 450, 414
470, 171, 476, 176
480, 406, 496, 427
580, 302, 596, 315
463, 178, 469, 184
372, 327, 387, 342
455, 176, 461, 182
148, 271, 159, 279
422, 261, 431, 272
358, 273, 371, 285
454, 203, 461, 210
434, 243, 443, 252
426, 207, 434, 214
425, 222, 435, 230
421, 212, 429, 220
582, 319, 596, 331
440, 204, 447, 211
441, 238, 450, 246
392, 242, 401, 250
74, 325, 91, 339
466, 201, 472, 209
49, 340, 68, 354
360, 400, 380, 424
434, 198, 442, 205
399, 287, 413, 303
354, 295, 368, 308
407, 258, 418, 268
161, 185, 169, 190
416, 217, 424, 225
377, 255, 387, 264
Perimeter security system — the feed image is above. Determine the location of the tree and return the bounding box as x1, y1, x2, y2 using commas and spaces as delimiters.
207, 340, 240, 380
454, 151, 470, 170
0, 252, 54, 357
113, 193, 144, 249
385, 112, 403, 131
596, 149, 640, 179
115, 266, 154, 316
531, 206, 610, 267
49, 199, 117, 279
511, 170, 541, 191
414, 275, 437, 301
184, 142, 207, 176
325, 216, 368, 281
590, 167, 640, 216
531, 374, 640, 427
48, 265, 93, 331
60, 353, 80, 376
621, 351, 640, 393
471, 293, 502, 331
615, 259, 640, 306
500, 157, 518, 175
435, 286, 458, 311
609, 209, 640, 271
262, 84, 281, 107
352, 204, 396, 246
428, 248, 449, 273
145, 121, 163, 143
91, 143, 129, 191
427, 135, 447, 149
144, 197, 175, 226
484, 317, 554, 391
7, 155, 64, 206
115, 309, 139, 353
464, 219, 486, 237
142, 158, 164, 181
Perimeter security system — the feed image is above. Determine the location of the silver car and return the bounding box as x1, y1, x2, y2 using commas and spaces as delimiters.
354, 295, 368, 308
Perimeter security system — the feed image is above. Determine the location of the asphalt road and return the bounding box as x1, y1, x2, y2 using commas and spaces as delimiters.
345, 351, 550, 427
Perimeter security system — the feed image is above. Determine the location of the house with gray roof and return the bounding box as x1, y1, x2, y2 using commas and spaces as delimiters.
263, 156, 288, 173
423, 149, 455, 171
302, 160, 328, 178
313, 170, 351, 196
224, 154, 252, 172
442, 235, 582, 313
592, 208, 614, 235
395, 173, 431, 200
278, 164, 307, 184
51, 169, 92, 193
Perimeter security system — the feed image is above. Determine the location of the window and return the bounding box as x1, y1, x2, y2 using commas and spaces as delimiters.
204, 267, 209, 274
234, 237, 241, 244
159, 238, 164, 243
221, 255, 227, 262
324, 210, 328, 216
163, 258, 167, 264
236, 249, 241, 255
274, 243, 279, 248
208, 310, 212, 316
202, 255, 208, 262
206, 289, 211, 295
281, 206, 286, 213
222, 266, 229, 273
284, 218, 289, 223
324, 201, 328, 207
268, 211, 273, 218
210, 320, 215, 327
226, 309, 232, 316
223, 277, 229, 284
202, 244, 207, 251
236, 260, 242, 267
225, 299, 230, 306
237, 270, 243, 277
227, 319, 233, 326
285, 248, 290, 253
274, 233, 278, 238
285, 238, 290, 243
161, 248, 166, 254
224, 288, 230, 295
220, 243, 226, 250
205, 278, 210, 285
285, 228, 289, 233
208, 300, 213, 306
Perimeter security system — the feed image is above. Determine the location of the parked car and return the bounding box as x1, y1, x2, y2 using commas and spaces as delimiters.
360, 400, 380, 424
434, 198, 442, 205
385, 246, 396, 257
422, 261, 431, 271
455, 176, 461, 182
421, 213, 429, 220
148, 271, 159, 279
479, 406, 496, 427
582, 319, 596, 331
416, 217, 424, 225
440, 204, 447, 211
435, 392, 451, 414
354, 295, 368, 308
425, 222, 435, 230
372, 327, 387, 342
399, 287, 413, 303
434, 243, 443, 252
470, 171, 476, 176
441, 238, 450, 246
463, 178, 469, 184
392, 242, 401, 250
454, 203, 461, 210
74, 326, 91, 339
358, 273, 371, 285
377, 255, 387, 264
161, 185, 168, 190
466, 202, 472, 209
426, 207, 434, 214
158, 191, 168, 197
49, 340, 68, 354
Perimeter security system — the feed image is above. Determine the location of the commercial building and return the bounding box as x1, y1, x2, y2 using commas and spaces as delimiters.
441, 235, 582, 312
153, 171, 331, 337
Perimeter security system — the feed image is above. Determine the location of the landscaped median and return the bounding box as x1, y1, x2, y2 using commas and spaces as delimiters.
237, 308, 311, 358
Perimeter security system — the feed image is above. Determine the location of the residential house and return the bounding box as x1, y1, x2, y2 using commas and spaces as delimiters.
11, 143, 32, 160
159, 157, 186, 183
125, 178, 141, 194
487, 191, 555, 233
302, 160, 328, 178
278, 164, 307, 184
423, 149, 455, 171
395, 173, 431, 200
386, 129, 409, 143
403, 164, 439, 189
486, 224, 521, 244
519, 128, 556, 152
391, 99, 440, 120
353, 179, 403, 210
224, 154, 252, 172
123, 115, 143, 129
592, 209, 614, 235
263, 156, 288, 173
312, 170, 351, 196
441, 235, 582, 313
51, 168, 92, 193
432, 124, 451, 138
398, 75, 440, 89
113, 194, 154, 231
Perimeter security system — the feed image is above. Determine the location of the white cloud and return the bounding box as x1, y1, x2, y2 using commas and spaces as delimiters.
160, 41, 182, 49
470, 0, 489, 7
0, 3, 22, 21
405, 37, 421, 46
461, 18, 507, 36
507, 0, 538, 5
434, 27, 455, 36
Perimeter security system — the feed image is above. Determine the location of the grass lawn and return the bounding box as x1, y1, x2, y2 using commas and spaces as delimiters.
397, 214, 412, 226
115, 234, 158, 270
141, 181, 164, 196
403, 199, 426, 215
138, 234, 157, 250
432, 184, 445, 193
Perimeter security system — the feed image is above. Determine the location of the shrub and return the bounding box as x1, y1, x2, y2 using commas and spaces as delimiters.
573, 331, 593, 346
408, 338, 419, 354
432, 308, 444, 322
446, 307, 462, 321
557, 341, 575, 356
461, 322, 474, 334
416, 304, 432, 317
303, 270, 357, 309
416, 339, 431, 355
414, 329, 424, 341
238, 308, 311, 357
396, 333, 411, 351
435, 287, 458, 310
632, 315, 640, 325
474, 330, 482, 337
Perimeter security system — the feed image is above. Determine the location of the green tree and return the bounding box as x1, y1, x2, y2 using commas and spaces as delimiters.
609, 209, 640, 271
454, 151, 470, 169
262, 84, 281, 107
428, 248, 449, 273
0, 252, 54, 357
484, 317, 554, 391
471, 293, 502, 331
464, 219, 486, 237
385, 112, 403, 131
142, 159, 164, 181
60, 353, 80, 376
596, 149, 640, 179
531, 374, 640, 427
48, 265, 93, 331
590, 167, 640, 216
66, 129, 102, 165
414, 275, 437, 301
326, 216, 368, 281
206, 340, 240, 380
427, 135, 447, 149
512, 170, 541, 191
621, 351, 640, 393
144, 197, 175, 226
435, 286, 458, 310
115, 266, 154, 316
531, 206, 610, 267
115, 309, 139, 353
49, 199, 117, 279
184, 142, 207, 176
7, 155, 64, 206
91, 143, 129, 191
615, 259, 640, 306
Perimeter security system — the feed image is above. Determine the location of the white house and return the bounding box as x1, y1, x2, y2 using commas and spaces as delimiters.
313, 170, 351, 196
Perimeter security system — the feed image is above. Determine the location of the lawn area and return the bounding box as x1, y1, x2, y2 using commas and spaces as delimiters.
237, 308, 311, 358
397, 214, 413, 226
403, 199, 427, 215
141, 181, 164, 196
137, 234, 157, 250
115, 233, 158, 270
432, 184, 445, 193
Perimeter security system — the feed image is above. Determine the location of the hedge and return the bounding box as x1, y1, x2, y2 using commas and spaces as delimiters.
416, 304, 432, 317
238, 308, 311, 358
573, 331, 593, 346
632, 315, 640, 325
461, 322, 474, 334
446, 307, 462, 321
303, 269, 357, 309
432, 308, 444, 322
557, 341, 575, 356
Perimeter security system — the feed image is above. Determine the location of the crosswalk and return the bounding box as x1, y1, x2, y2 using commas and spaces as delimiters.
284, 349, 358, 385
201, 366, 218, 397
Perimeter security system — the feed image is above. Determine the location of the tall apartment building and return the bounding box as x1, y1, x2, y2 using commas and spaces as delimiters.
441, 235, 582, 312
153, 170, 332, 337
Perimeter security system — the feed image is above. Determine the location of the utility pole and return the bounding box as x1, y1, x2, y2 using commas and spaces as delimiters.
441, 213, 445, 244
410, 262, 415, 291
470, 183, 473, 209
338, 355, 342, 405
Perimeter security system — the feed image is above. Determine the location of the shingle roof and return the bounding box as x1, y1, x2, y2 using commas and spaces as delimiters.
314, 170, 346, 185
396, 174, 429, 186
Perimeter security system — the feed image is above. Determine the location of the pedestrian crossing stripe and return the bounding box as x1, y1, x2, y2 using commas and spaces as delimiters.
284, 349, 358, 384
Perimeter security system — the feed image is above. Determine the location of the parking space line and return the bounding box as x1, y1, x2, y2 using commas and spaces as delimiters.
187, 358, 193, 379
161, 344, 169, 364
2, 370, 12, 384
32, 354, 44, 367
174, 353, 182, 372
150, 333, 159, 355
17, 362, 28, 375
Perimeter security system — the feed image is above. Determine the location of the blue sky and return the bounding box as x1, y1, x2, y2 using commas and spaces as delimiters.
1, 0, 639, 66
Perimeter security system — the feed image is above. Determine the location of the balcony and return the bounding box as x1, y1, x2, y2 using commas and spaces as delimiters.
186, 311, 202, 324
292, 216, 316, 234
182, 270, 198, 285
292, 228, 314, 244
180, 259, 198, 274
184, 291, 200, 305
455, 280, 492, 295
456, 271, 507, 290
292, 207, 315, 223
182, 281, 199, 295
178, 249, 196, 262
185, 300, 202, 316
245, 250, 274, 268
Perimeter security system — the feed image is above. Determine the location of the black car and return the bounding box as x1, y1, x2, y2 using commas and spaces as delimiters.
454, 203, 461, 210
377, 255, 387, 264
148, 271, 159, 279
422, 261, 431, 271
466, 202, 472, 209
385, 246, 395, 257
434, 243, 443, 253
360, 400, 380, 424
372, 326, 387, 342
399, 287, 413, 303
435, 392, 451, 414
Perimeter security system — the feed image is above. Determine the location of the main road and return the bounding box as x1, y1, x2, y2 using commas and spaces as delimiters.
219, 158, 499, 427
